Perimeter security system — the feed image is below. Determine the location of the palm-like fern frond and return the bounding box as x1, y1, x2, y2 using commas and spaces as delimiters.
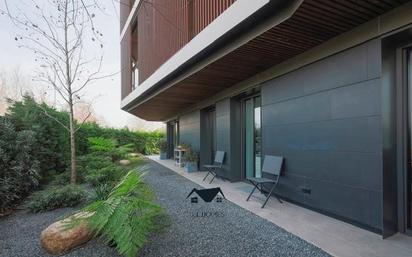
70, 169, 165, 257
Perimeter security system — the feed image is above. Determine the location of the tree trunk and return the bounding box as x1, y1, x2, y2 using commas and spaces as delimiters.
64, 1, 76, 185
69, 105, 77, 184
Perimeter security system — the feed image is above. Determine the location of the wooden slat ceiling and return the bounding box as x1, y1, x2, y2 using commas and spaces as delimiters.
131, 0, 410, 121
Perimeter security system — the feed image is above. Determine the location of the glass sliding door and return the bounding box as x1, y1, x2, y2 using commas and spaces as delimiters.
407, 49, 412, 231
207, 107, 217, 162
173, 121, 179, 149
167, 120, 179, 159
254, 97, 262, 178
244, 95, 262, 179
245, 99, 254, 178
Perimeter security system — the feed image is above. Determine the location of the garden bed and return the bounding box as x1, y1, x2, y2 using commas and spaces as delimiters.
0, 159, 331, 257
0, 207, 120, 257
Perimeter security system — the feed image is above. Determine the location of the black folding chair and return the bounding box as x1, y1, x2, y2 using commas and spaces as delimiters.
246, 155, 283, 208
203, 151, 225, 184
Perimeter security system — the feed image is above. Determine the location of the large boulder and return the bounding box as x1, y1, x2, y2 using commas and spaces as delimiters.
40, 212, 93, 255
119, 159, 131, 166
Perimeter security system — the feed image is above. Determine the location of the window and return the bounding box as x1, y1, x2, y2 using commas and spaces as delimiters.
131, 59, 138, 91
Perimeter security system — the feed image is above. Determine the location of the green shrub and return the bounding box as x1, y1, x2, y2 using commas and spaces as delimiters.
51, 169, 85, 186
78, 153, 113, 171
93, 183, 113, 201
0, 117, 40, 212
157, 138, 168, 153
0, 96, 163, 213
117, 144, 134, 158
87, 137, 133, 162
27, 185, 86, 213
71, 170, 166, 257
50, 172, 72, 186
76, 124, 165, 156
85, 165, 126, 187
88, 137, 117, 153
6, 96, 70, 179
183, 146, 199, 163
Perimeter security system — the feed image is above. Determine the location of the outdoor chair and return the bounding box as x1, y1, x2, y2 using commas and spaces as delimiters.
246, 155, 283, 208
203, 151, 225, 184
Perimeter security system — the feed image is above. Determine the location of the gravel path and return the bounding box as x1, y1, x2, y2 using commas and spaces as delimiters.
0, 160, 331, 257
138, 160, 331, 257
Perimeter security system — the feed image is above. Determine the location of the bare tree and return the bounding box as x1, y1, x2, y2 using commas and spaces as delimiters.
2, 0, 114, 184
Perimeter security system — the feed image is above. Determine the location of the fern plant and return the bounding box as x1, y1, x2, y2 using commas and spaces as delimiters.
70, 169, 165, 257
87, 137, 117, 153
93, 183, 113, 201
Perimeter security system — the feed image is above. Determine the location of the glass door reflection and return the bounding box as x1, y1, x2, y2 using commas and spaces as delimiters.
408, 49, 412, 230
244, 95, 262, 179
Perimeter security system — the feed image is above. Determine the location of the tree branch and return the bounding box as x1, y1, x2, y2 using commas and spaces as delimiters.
38, 104, 70, 132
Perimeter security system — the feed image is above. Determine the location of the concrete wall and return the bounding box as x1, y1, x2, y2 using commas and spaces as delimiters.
179, 110, 201, 151
261, 39, 382, 231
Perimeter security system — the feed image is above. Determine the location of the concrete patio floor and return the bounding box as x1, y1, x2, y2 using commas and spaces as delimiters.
147, 155, 412, 257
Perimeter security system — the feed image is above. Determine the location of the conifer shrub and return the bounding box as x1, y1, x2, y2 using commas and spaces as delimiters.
27, 185, 86, 213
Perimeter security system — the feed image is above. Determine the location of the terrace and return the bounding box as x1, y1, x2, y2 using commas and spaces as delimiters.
148, 155, 412, 257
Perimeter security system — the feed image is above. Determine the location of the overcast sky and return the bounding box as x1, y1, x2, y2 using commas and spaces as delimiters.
0, 0, 164, 131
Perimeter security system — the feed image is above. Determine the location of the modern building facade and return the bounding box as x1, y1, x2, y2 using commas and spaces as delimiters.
120, 0, 412, 238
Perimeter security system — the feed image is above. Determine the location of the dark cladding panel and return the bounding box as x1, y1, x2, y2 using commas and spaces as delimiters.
264, 149, 382, 192
179, 110, 201, 152
304, 178, 373, 229
262, 91, 331, 126
261, 39, 383, 231
330, 79, 381, 119
367, 39, 382, 80
261, 40, 380, 106
262, 79, 381, 127
216, 99, 231, 180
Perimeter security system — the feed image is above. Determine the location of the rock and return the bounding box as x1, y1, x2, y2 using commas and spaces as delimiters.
128, 153, 140, 157
40, 212, 93, 255
119, 159, 131, 166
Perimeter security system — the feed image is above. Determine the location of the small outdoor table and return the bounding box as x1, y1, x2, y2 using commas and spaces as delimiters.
174, 148, 186, 167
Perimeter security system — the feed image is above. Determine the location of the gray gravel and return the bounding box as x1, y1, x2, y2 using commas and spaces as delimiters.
0, 160, 331, 257
0, 207, 120, 257
138, 160, 331, 257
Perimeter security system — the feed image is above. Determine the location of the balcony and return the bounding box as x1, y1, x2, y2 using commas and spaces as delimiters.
120, 0, 136, 30
120, 0, 239, 99
121, 0, 411, 121
121, 0, 272, 118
